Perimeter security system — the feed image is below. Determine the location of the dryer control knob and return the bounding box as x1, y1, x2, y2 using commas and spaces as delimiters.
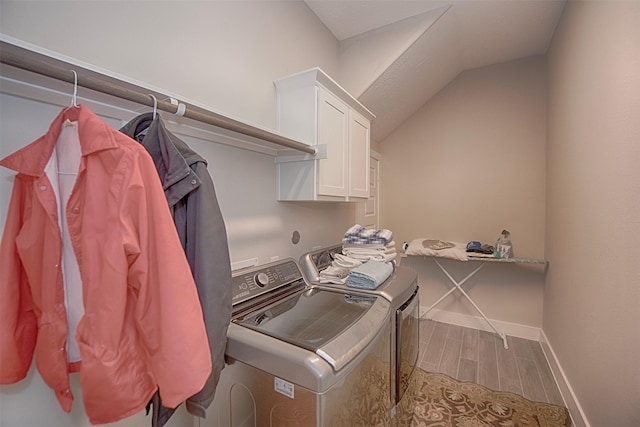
255, 272, 270, 287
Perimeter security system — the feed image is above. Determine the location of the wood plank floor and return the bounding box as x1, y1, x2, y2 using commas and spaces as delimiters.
417, 319, 565, 406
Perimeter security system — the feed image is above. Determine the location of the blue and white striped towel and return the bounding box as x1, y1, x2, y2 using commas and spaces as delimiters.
343, 224, 394, 245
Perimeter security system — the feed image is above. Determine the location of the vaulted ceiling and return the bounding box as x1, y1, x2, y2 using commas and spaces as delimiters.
304, 0, 566, 143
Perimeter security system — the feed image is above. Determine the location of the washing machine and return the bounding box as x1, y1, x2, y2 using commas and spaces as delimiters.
299, 244, 420, 420
197, 258, 393, 427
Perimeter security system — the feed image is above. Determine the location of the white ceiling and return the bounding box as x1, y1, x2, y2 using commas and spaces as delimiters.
306, 0, 453, 41
304, 0, 566, 142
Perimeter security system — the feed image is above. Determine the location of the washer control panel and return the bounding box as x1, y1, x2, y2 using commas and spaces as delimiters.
231, 259, 303, 305
255, 272, 270, 287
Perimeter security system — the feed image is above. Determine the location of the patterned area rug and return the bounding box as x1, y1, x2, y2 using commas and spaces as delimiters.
408, 367, 570, 427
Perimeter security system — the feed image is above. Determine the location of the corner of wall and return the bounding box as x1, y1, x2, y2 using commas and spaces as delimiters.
538, 330, 591, 427
421, 307, 541, 341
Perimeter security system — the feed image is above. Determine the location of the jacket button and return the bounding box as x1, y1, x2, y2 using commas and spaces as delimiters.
72, 207, 80, 214
190, 179, 197, 185
40, 185, 47, 191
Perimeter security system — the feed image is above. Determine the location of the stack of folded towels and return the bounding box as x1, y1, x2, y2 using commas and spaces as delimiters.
318, 225, 397, 289
315, 224, 396, 290
318, 253, 363, 285
341, 224, 397, 263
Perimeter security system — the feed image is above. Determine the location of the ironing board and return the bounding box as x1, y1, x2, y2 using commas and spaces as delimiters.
411, 252, 547, 349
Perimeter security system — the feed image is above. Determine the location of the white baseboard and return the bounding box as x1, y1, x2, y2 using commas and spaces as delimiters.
539, 330, 590, 427
420, 306, 541, 341
420, 306, 589, 427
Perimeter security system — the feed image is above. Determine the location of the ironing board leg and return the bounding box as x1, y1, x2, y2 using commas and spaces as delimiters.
423, 261, 484, 314
427, 258, 509, 349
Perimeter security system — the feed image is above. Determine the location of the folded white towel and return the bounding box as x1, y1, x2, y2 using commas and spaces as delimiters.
320, 265, 350, 279
343, 242, 397, 262
320, 277, 347, 285
332, 253, 363, 268
345, 252, 397, 263
343, 247, 397, 256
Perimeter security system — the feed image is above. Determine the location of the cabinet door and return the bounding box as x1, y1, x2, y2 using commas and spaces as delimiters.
317, 89, 349, 197
349, 110, 370, 198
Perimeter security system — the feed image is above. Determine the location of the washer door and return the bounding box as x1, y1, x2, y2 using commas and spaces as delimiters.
236, 288, 390, 371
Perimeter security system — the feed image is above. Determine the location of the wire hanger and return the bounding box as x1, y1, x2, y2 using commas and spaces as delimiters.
148, 94, 158, 120
62, 70, 79, 118
70, 70, 78, 107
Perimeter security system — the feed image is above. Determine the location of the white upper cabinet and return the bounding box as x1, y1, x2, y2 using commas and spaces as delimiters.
348, 109, 371, 199
275, 68, 375, 202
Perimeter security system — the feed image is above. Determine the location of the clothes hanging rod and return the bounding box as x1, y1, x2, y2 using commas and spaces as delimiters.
0, 40, 317, 155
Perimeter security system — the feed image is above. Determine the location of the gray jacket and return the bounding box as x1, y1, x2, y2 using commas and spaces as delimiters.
120, 114, 232, 426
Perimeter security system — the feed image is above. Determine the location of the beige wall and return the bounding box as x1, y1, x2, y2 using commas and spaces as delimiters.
0, 1, 352, 268
0, 2, 352, 426
0, 1, 339, 132
381, 56, 547, 328
546, 1, 640, 425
